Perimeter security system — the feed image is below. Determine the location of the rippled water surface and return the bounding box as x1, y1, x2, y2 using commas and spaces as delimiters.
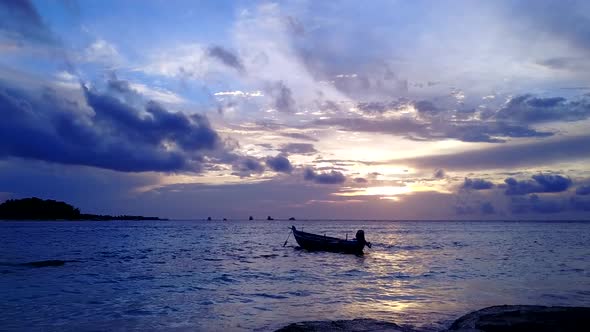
1, 220, 589, 331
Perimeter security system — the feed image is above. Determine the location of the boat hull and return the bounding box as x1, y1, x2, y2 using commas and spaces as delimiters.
291, 226, 366, 254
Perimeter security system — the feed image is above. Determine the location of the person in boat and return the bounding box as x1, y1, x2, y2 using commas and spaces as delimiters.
355, 230, 372, 248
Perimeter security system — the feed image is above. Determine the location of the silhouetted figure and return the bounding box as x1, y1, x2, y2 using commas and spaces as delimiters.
223, 218, 227, 221
267, 215, 274, 221
207, 216, 212, 221
289, 217, 296, 221
249, 216, 253, 221
356, 230, 372, 248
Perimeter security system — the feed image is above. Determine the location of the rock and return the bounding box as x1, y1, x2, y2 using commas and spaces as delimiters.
275, 318, 418, 332
446, 305, 590, 332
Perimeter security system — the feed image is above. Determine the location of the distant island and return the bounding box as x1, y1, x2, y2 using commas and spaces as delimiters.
0, 197, 167, 221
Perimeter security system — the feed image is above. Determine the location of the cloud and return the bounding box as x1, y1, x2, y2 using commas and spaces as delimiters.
0, 159, 158, 215
280, 132, 318, 142
413, 100, 439, 114
303, 168, 346, 184
504, 174, 572, 195
127, 82, 186, 105
537, 57, 590, 71
575, 185, 590, 196
462, 178, 494, 190
265, 154, 293, 173
280, 143, 317, 155
0, 0, 55, 45
356, 101, 406, 114
207, 45, 244, 72
496, 94, 590, 123
395, 134, 590, 171
433, 168, 446, 179
266, 81, 296, 113
231, 157, 265, 178
84, 39, 122, 65
0, 78, 221, 172
507, 0, 590, 53
313, 116, 551, 143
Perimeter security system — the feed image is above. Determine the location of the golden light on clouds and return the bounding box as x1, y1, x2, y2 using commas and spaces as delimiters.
335, 183, 450, 201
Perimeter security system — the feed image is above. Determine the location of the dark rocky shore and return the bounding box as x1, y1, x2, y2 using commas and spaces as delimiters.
275, 305, 590, 332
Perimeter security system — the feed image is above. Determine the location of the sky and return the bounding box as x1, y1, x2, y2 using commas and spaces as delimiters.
1, 0, 590, 220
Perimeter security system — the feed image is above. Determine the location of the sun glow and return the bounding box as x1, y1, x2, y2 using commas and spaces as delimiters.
335, 185, 413, 198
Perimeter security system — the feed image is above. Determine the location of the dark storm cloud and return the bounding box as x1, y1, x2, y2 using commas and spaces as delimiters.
207, 46, 245, 73
496, 94, 590, 123
85, 86, 218, 152
575, 185, 590, 196
395, 135, 590, 171
266, 81, 296, 113
303, 168, 346, 184
231, 157, 265, 177
265, 155, 293, 173
504, 174, 572, 196
0, 79, 221, 172
280, 143, 317, 155
0, 0, 55, 44
462, 178, 494, 190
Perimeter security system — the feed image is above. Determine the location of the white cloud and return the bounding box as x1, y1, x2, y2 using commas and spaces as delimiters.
214, 90, 263, 97
84, 38, 123, 65
138, 43, 234, 80
128, 82, 186, 105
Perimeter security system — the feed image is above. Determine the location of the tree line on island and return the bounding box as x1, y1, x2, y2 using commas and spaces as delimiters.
0, 197, 166, 221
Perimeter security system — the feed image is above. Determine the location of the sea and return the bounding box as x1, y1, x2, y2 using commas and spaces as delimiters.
1, 220, 589, 331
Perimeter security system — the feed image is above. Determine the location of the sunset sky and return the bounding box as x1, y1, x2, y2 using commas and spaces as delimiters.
1, 0, 590, 219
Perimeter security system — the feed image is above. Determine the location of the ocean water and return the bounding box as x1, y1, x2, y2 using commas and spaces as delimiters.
1, 220, 589, 331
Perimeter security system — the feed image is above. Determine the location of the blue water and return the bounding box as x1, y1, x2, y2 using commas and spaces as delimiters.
1, 220, 589, 331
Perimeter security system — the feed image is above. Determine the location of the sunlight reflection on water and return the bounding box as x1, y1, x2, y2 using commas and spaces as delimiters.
1, 220, 589, 331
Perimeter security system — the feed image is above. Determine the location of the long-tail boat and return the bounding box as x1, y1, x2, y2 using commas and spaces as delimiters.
291, 226, 371, 254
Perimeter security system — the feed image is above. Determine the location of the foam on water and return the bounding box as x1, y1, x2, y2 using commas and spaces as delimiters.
1, 220, 589, 331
